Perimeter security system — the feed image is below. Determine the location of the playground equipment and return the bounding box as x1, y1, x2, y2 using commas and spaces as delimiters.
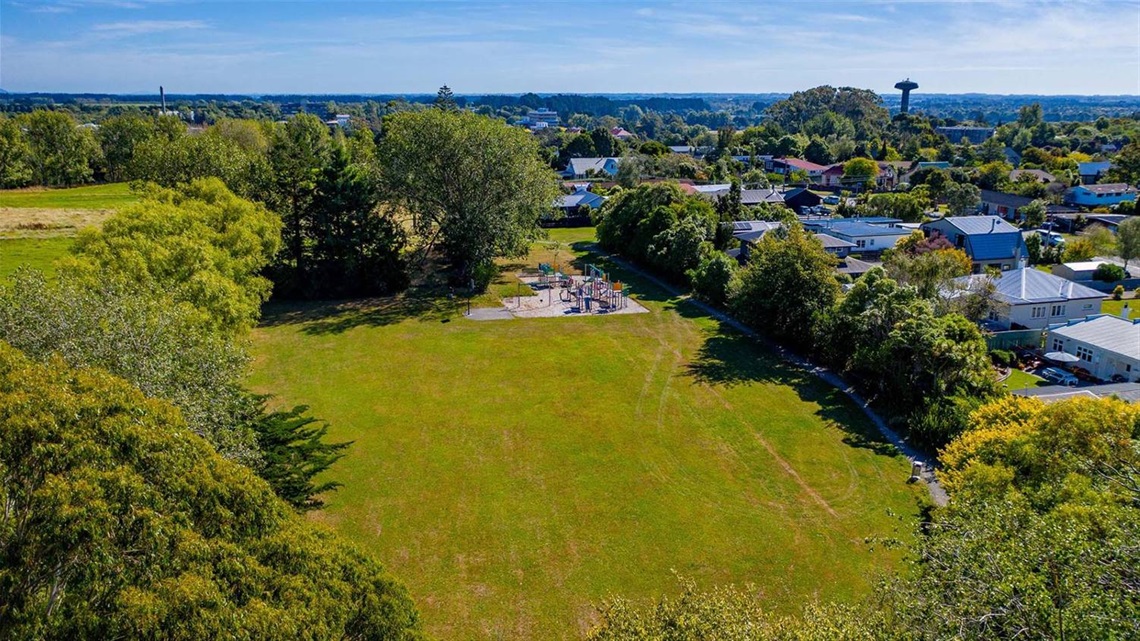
557, 264, 628, 313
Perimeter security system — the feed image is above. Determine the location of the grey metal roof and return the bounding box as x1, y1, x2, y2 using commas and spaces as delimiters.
837, 257, 877, 275
1049, 315, 1140, 361
566, 157, 619, 174
822, 221, 911, 238
1076, 183, 1137, 195
954, 268, 1104, 305
980, 189, 1033, 209
933, 215, 1020, 235
740, 188, 786, 205
1013, 382, 1140, 403
814, 233, 856, 249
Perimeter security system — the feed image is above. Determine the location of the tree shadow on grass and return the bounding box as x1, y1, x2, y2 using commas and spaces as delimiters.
686, 322, 900, 459
260, 288, 465, 336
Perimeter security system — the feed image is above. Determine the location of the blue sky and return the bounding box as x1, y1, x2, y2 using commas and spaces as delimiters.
1, 0, 1138, 95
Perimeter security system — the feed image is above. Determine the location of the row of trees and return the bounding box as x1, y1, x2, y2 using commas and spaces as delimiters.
597, 181, 1000, 447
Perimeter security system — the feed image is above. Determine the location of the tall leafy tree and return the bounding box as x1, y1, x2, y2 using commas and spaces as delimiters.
732, 224, 840, 350
267, 113, 331, 284
0, 343, 424, 640
65, 178, 281, 334
0, 115, 32, 187
1117, 216, 1140, 270
380, 109, 560, 286
18, 110, 97, 186
97, 113, 156, 181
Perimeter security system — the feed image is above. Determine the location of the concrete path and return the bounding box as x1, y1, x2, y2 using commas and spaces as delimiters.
597, 247, 949, 507
465, 307, 514, 321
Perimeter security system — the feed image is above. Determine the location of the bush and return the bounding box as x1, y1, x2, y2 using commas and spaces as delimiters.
1113, 284, 1125, 300
1094, 262, 1127, 283
989, 349, 1014, 367
688, 253, 737, 307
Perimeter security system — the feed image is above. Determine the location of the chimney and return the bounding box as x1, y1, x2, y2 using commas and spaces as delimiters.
1122, 303, 1131, 320
990, 218, 997, 233
160, 86, 166, 112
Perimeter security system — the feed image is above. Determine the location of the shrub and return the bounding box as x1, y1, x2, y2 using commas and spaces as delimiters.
1094, 263, 1127, 283
688, 253, 737, 307
989, 349, 1014, 367
1113, 284, 1125, 300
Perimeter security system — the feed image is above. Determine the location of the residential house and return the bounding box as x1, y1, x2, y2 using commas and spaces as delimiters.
1064, 183, 1139, 208
1045, 313, 1140, 382
731, 220, 856, 261
815, 233, 856, 257
802, 220, 910, 254
1010, 169, 1057, 184
935, 126, 995, 144
979, 189, 1034, 221
1052, 260, 1130, 282
565, 157, 621, 178
769, 158, 827, 182
741, 187, 788, 207
669, 145, 696, 155
555, 186, 606, 212
782, 187, 822, 214
1078, 161, 1113, 185
949, 268, 1103, 330
920, 215, 1028, 273
610, 127, 635, 141
1086, 214, 1131, 233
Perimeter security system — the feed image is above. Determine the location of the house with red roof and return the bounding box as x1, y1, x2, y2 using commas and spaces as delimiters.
770, 157, 827, 183
610, 127, 636, 141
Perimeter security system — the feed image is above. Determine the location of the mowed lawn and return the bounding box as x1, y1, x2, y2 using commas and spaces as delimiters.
248, 228, 922, 640
0, 182, 136, 209
0, 236, 72, 281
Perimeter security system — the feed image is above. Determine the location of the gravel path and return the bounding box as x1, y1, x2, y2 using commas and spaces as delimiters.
598, 247, 949, 507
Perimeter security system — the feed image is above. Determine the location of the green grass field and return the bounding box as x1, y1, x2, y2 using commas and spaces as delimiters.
0, 236, 72, 282
1003, 368, 1046, 390
249, 228, 922, 640
0, 182, 136, 209
1101, 299, 1140, 320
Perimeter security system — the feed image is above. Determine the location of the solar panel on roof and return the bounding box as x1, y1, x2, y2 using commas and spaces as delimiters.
733, 222, 752, 231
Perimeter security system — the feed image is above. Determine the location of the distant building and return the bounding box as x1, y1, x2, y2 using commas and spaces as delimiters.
565, 157, 621, 178
920, 215, 1028, 273
325, 114, 351, 128
949, 268, 1103, 330
769, 157, 827, 182
524, 108, 561, 128
610, 127, 635, 141
802, 219, 910, 253
555, 185, 606, 212
1078, 161, 1113, 185
936, 126, 995, 144
979, 189, 1034, 221
1064, 183, 1138, 208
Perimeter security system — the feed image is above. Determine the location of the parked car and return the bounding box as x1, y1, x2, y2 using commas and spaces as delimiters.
1040, 367, 1079, 387
823, 195, 840, 205
1036, 229, 1065, 247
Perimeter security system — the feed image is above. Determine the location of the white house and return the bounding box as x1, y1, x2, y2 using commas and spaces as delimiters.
565, 157, 621, 178
1046, 313, 1140, 382
950, 268, 1103, 330
1052, 260, 1126, 282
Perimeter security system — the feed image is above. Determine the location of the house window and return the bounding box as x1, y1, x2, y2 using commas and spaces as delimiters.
1083, 303, 1093, 310
869, 239, 875, 246
1076, 346, 1094, 362
1051, 304, 1067, 317
1051, 338, 1065, 351
856, 240, 866, 248
1033, 306, 1047, 319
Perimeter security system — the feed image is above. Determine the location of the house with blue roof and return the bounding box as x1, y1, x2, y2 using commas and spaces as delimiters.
921, 215, 1029, 273
1078, 161, 1113, 185
1064, 183, 1138, 208
949, 268, 1103, 330
565, 157, 621, 178
555, 186, 606, 212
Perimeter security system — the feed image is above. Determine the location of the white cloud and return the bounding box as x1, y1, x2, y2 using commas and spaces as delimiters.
92, 19, 209, 36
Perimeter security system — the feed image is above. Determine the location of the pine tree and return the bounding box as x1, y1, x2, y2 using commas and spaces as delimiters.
435, 84, 457, 111
246, 396, 352, 511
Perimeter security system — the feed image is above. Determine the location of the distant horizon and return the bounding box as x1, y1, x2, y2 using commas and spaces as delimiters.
3, 90, 1139, 100
2, 1, 1138, 95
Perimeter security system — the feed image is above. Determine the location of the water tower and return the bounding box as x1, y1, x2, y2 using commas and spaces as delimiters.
894, 78, 918, 114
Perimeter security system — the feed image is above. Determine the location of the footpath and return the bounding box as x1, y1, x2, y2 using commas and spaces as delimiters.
596, 247, 949, 507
